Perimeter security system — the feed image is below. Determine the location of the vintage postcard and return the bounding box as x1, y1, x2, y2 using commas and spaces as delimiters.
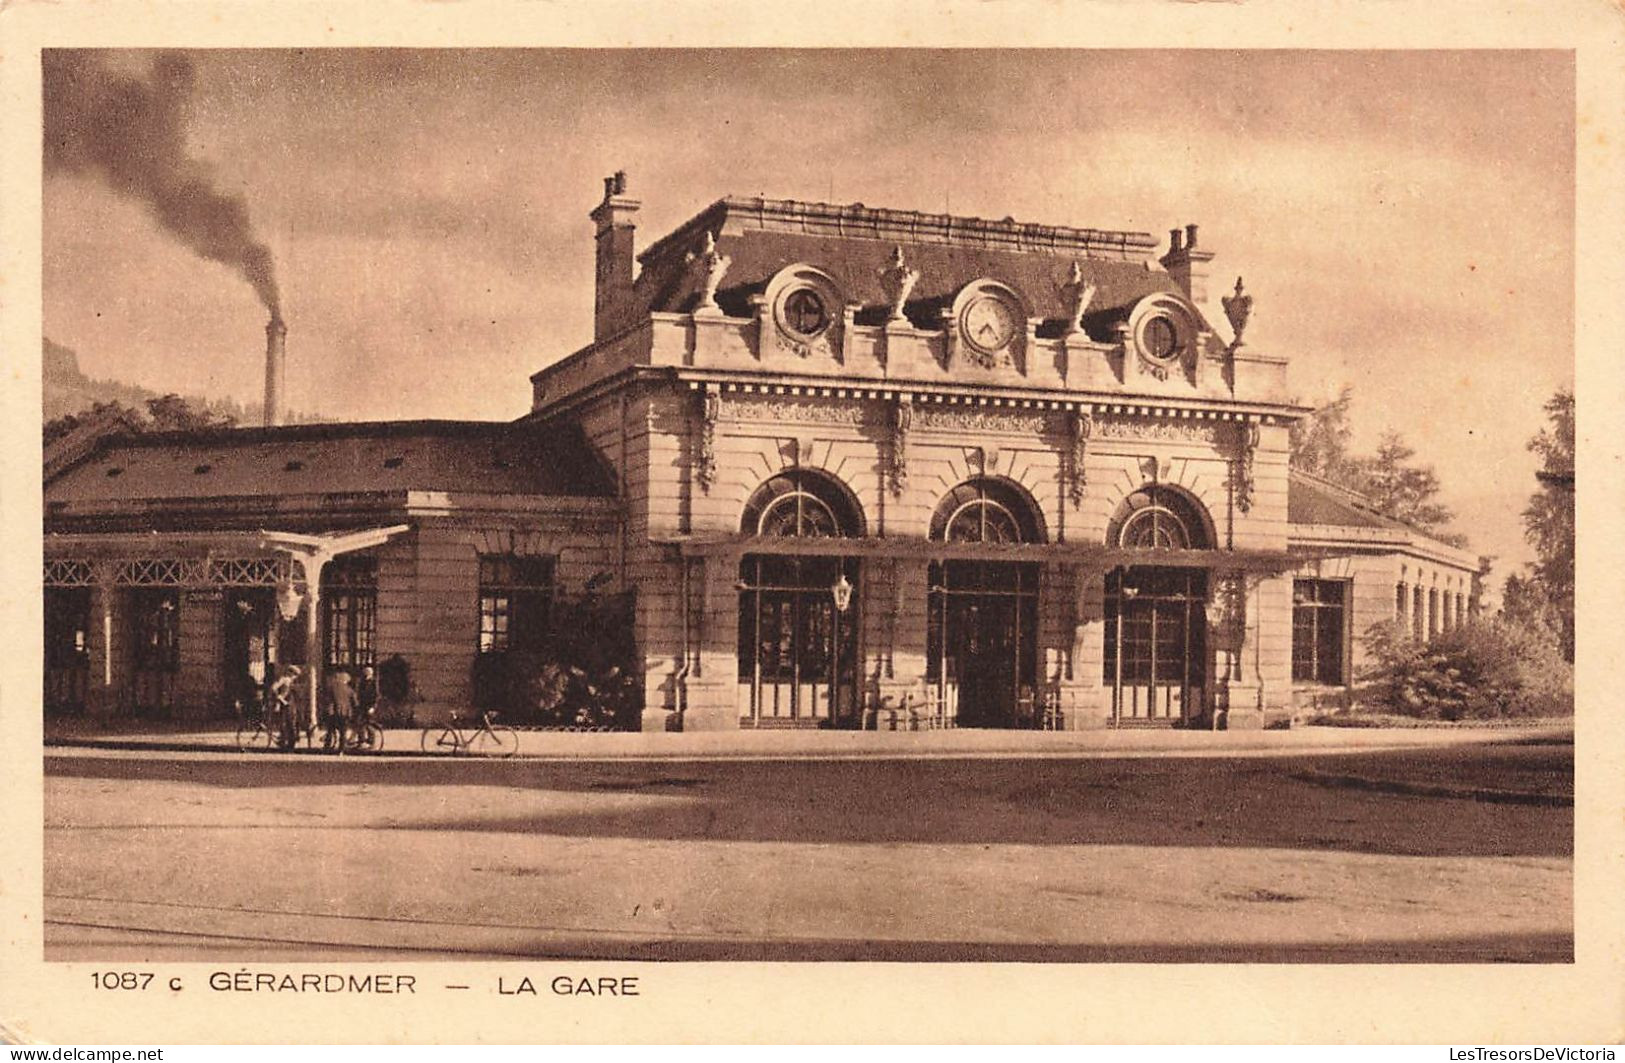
2, 0, 1622, 1046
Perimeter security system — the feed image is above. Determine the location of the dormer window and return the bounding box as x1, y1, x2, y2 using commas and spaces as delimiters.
284, 460, 305, 472
781, 288, 828, 337
1143, 316, 1179, 362
1125, 293, 1200, 381
383, 456, 404, 469
764, 265, 844, 359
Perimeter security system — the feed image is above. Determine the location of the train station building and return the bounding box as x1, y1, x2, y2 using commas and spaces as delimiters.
43, 174, 1480, 731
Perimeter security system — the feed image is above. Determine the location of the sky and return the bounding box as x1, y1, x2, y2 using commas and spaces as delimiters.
41, 49, 1574, 578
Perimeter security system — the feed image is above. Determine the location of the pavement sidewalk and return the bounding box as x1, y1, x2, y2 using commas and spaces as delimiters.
42, 719, 1573, 761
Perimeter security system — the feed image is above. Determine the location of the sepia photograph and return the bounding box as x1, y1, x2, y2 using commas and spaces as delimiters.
35, 43, 1577, 962
6, 3, 1622, 1045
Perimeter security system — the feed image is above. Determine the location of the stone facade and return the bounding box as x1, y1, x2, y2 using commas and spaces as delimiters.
522, 178, 1480, 732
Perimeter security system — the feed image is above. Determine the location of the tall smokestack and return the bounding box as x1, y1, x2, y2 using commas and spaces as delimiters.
264, 315, 286, 428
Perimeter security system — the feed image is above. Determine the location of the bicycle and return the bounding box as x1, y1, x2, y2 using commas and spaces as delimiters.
420, 710, 519, 757
235, 709, 278, 752
236, 702, 307, 752
321, 708, 384, 754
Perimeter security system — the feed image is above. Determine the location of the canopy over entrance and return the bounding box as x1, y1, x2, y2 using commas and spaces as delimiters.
657, 533, 1335, 575
256, 526, 411, 732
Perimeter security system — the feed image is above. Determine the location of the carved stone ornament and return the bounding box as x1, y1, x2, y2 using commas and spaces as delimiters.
686, 231, 732, 312
889, 395, 912, 498
1222, 276, 1253, 350
1059, 262, 1098, 336
1233, 420, 1261, 514
1097, 418, 1220, 444
878, 246, 920, 322
917, 407, 1050, 435
1067, 409, 1092, 507
777, 436, 817, 467
696, 387, 720, 494
719, 396, 873, 426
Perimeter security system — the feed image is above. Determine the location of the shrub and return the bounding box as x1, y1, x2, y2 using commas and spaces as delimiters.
1358, 619, 1572, 720
374, 654, 418, 726
471, 589, 642, 730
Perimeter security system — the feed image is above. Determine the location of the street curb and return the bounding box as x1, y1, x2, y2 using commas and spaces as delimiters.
1289, 769, 1573, 807
47, 738, 233, 755
43, 725, 1575, 763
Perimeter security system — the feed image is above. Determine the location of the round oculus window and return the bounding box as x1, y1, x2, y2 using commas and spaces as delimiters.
779, 288, 830, 338
1139, 313, 1183, 363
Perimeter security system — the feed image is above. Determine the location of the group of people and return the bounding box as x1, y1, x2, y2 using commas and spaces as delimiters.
248, 662, 379, 752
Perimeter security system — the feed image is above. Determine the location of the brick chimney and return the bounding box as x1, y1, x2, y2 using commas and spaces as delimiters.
590, 170, 641, 341
1159, 223, 1215, 306
263, 314, 286, 428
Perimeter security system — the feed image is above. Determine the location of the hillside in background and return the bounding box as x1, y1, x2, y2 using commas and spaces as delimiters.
43, 337, 321, 427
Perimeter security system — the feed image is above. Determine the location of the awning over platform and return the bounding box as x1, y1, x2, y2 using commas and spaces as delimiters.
653, 534, 1344, 574
43, 525, 413, 587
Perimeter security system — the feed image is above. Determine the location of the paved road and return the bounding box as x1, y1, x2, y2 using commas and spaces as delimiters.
43, 739, 1573, 962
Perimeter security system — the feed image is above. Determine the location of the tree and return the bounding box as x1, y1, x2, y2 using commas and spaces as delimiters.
44, 394, 235, 446
1289, 385, 1359, 483
1499, 571, 1564, 643
144, 393, 234, 432
1518, 389, 1574, 661
1357, 432, 1459, 538
1289, 389, 1464, 545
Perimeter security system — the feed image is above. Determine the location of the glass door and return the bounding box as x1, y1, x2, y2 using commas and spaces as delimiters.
1104, 567, 1208, 725
737, 554, 859, 728
224, 588, 279, 716
927, 561, 1040, 728
44, 587, 91, 716
127, 587, 179, 718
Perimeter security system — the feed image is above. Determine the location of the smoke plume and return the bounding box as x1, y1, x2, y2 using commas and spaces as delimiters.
44, 51, 281, 316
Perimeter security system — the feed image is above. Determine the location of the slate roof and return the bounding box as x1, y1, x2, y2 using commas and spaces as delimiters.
1287, 469, 1413, 532
632, 197, 1189, 336
45, 419, 616, 505
42, 405, 145, 482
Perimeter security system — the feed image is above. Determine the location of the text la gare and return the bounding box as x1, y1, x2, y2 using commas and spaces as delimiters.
499, 975, 639, 997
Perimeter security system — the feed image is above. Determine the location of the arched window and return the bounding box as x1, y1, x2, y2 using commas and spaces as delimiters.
930, 479, 1045, 544
741, 470, 864, 539
1106, 485, 1211, 551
